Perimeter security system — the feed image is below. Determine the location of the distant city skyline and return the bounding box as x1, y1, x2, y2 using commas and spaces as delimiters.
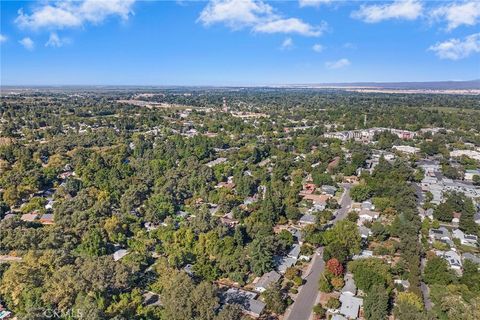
1, 0, 479, 85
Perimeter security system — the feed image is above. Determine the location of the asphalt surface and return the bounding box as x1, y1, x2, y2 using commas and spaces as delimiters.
286, 184, 352, 320
286, 248, 325, 320
333, 183, 353, 223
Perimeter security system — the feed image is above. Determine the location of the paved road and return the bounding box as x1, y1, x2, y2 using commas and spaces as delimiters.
286, 248, 325, 320
286, 185, 352, 320
333, 183, 353, 223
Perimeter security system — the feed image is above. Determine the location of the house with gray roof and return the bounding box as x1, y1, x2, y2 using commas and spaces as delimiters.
275, 256, 296, 274
452, 229, 478, 247
358, 225, 371, 239
429, 227, 454, 246
254, 271, 281, 293
222, 288, 265, 318
475, 212, 480, 225
339, 293, 363, 319
352, 250, 373, 260
436, 250, 462, 271
342, 273, 356, 296
287, 244, 301, 260
113, 249, 128, 261
321, 185, 337, 196
299, 213, 316, 225
288, 227, 303, 244
462, 253, 480, 265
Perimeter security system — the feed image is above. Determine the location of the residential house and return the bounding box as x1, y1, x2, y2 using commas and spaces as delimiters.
361, 201, 375, 211
2, 213, 16, 221
254, 271, 281, 293
321, 185, 337, 196
429, 227, 454, 246
288, 227, 304, 244
287, 244, 301, 260
205, 157, 227, 168
302, 193, 330, 205
352, 250, 373, 260
358, 225, 371, 240
341, 273, 356, 296
113, 249, 128, 261
358, 209, 379, 223
339, 294, 363, 319
452, 229, 478, 247
215, 176, 235, 190
462, 253, 480, 265
58, 171, 75, 180
310, 202, 327, 212
475, 212, 480, 225
222, 288, 265, 318
299, 214, 316, 225
21, 213, 38, 222
394, 279, 410, 289
343, 176, 359, 184
142, 291, 162, 307
392, 145, 420, 155
436, 250, 462, 271
418, 208, 434, 220
275, 256, 297, 274
45, 199, 55, 210
220, 216, 239, 228
465, 169, 480, 181
39, 213, 54, 225
300, 183, 317, 195
452, 212, 462, 224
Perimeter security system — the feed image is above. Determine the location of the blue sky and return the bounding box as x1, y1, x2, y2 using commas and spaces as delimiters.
1, 0, 479, 85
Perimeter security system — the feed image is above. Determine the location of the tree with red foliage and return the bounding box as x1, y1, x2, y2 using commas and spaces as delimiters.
326, 258, 344, 276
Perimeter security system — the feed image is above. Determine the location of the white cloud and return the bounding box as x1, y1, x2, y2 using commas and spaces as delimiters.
352, 0, 422, 23
254, 18, 327, 36
199, 0, 325, 37
312, 43, 324, 52
45, 32, 70, 47
0, 34, 7, 43
299, 0, 332, 8
15, 0, 135, 30
431, 1, 480, 31
198, 0, 274, 29
429, 33, 480, 60
19, 37, 34, 50
343, 42, 356, 49
281, 37, 294, 50
325, 58, 350, 69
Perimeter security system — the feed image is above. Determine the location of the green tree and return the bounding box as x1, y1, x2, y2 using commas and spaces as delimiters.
263, 283, 287, 314
350, 184, 372, 202
423, 256, 455, 285
323, 220, 361, 256
348, 258, 392, 292
76, 228, 107, 257
364, 284, 389, 320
